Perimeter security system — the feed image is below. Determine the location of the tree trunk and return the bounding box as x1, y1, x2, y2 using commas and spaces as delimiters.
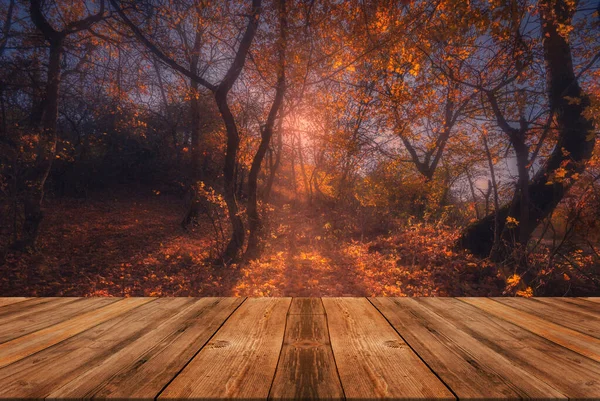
297, 133, 311, 204
236, 163, 245, 202
190, 81, 202, 179
483, 180, 492, 216
181, 28, 204, 229
110, 0, 261, 263
513, 137, 530, 246
17, 0, 104, 250
458, 0, 595, 264
16, 39, 62, 250
264, 116, 283, 202
181, 80, 204, 229
246, 0, 287, 259
290, 135, 298, 198
465, 170, 480, 219
216, 90, 245, 263
245, 125, 276, 258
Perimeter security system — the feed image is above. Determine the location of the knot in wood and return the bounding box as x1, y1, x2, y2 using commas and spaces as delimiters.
207, 340, 230, 349
291, 340, 322, 349
383, 340, 404, 349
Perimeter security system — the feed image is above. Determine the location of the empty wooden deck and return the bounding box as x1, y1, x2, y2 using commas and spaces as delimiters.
0, 297, 598, 400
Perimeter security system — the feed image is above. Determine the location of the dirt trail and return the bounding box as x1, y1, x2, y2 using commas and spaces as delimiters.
2, 195, 417, 297
232, 203, 371, 296
284, 209, 368, 296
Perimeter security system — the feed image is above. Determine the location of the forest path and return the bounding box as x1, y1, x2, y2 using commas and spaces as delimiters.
2, 194, 463, 297
232, 202, 372, 296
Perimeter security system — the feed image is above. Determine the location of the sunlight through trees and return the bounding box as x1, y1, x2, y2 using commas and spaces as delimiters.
0, 0, 599, 296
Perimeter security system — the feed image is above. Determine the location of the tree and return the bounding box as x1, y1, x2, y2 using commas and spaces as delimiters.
245, 0, 287, 259
458, 0, 596, 282
14, 0, 104, 250
111, 0, 262, 262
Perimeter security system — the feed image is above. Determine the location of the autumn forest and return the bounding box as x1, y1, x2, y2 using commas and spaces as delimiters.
0, 0, 599, 297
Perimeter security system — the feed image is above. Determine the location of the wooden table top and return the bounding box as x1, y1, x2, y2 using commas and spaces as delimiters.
0, 297, 598, 400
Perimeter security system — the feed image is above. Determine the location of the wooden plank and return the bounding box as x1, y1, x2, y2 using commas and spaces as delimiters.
585, 297, 600, 304
0, 297, 60, 319
533, 297, 599, 319
322, 297, 454, 400
420, 297, 600, 400
288, 297, 324, 314
493, 297, 600, 339
0, 297, 153, 368
536, 296, 600, 314
0, 297, 29, 308
47, 297, 244, 400
0, 297, 190, 399
0, 297, 79, 330
270, 298, 343, 400
461, 297, 600, 363
159, 297, 291, 400
371, 297, 566, 400
0, 297, 119, 343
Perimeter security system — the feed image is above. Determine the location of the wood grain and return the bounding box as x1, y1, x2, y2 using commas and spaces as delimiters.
0, 297, 59, 319
159, 297, 291, 400
0, 297, 80, 329
536, 296, 600, 314
0, 297, 153, 368
47, 297, 244, 400
492, 297, 600, 339
288, 297, 324, 315
533, 296, 600, 318
371, 297, 566, 400
461, 297, 600, 363
421, 297, 600, 400
585, 297, 600, 304
0, 297, 597, 400
0, 297, 29, 308
0, 297, 184, 399
323, 297, 454, 400
0, 297, 119, 343
270, 298, 344, 400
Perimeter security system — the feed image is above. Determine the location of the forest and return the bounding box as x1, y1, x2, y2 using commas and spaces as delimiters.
0, 0, 598, 297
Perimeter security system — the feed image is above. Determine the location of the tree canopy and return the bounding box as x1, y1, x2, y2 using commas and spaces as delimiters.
0, 0, 599, 296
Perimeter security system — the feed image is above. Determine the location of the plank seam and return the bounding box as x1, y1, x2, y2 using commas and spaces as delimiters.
0, 297, 155, 370
153, 297, 248, 401
0, 298, 57, 319
531, 297, 599, 318
43, 297, 202, 399
0, 298, 81, 326
412, 298, 571, 400
491, 297, 600, 339
457, 297, 600, 365
0, 298, 30, 308
266, 297, 294, 400
0, 297, 122, 345
321, 297, 347, 401
367, 297, 459, 401
562, 297, 600, 307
